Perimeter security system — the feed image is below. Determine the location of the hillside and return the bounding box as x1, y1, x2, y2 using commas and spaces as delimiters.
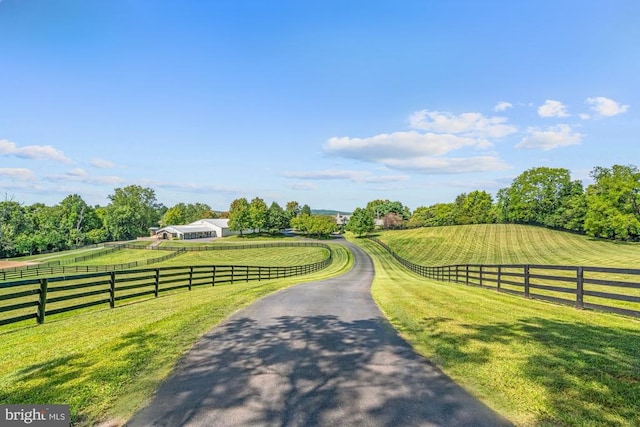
377, 224, 640, 267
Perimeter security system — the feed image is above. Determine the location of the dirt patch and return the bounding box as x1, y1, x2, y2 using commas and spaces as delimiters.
0, 260, 40, 270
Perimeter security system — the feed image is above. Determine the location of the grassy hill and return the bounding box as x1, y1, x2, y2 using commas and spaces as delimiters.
352, 234, 640, 426
377, 223, 640, 267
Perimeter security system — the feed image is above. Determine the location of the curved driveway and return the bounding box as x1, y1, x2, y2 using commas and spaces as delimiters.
128, 241, 511, 427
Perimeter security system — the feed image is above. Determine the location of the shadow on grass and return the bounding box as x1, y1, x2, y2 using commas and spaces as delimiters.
425, 316, 640, 426
128, 314, 510, 427
0, 329, 163, 426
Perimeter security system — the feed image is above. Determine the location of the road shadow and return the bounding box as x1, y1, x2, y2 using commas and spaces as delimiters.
128, 314, 510, 427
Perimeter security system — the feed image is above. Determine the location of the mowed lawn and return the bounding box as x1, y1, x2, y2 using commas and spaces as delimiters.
154, 246, 330, 267
354, 227, 640, 426
0, 243, 352, 426
378, 223, 640, 267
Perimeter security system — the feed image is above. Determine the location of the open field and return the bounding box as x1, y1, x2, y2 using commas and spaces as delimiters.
153, 246, 329, 267
353, 236, 640, 426
376, 224, 640, 267
0, 243, 352, 426
375, 224, 640, 315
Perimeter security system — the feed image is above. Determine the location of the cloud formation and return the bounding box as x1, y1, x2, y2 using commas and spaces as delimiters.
494, 101, 513, 112
538, 100, 569, 118
586, 97, 629, 117
0, 168, 38, 181
0, 139, 71, 163
408, 110, 517, 138
516, 124, 583, 151
323, 108, 515, 174
283, 169, 409, 184
91, 158, 117, 169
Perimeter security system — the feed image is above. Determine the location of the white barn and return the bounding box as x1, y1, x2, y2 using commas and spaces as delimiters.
154, 219, 253, 240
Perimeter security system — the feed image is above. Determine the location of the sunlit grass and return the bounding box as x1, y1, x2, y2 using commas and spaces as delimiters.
0, 244, 353, 426
353, 236, 640, 426
378, 224, 640, 267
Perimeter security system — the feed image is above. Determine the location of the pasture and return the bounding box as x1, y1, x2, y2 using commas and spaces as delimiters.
354, 228, 640, 426
0, 242, 352, 426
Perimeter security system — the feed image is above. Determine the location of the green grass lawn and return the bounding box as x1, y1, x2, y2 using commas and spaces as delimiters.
154, 246, 329, 267
377, 224, 640, 267
0, 243, 352, 426
352, 235, 640, 426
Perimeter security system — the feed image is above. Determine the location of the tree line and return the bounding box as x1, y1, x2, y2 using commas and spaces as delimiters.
348, 164, 640, 242
0, 186, 327, 258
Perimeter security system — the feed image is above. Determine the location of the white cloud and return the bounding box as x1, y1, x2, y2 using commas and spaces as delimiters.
283, 169, 409, 184
408, 110, 517, 138
516, 124, 583, 151
494, 101, 513, 112
324, 131, 486, 162
586, 97, 629, 117
67, 168, 87, 177
91, 158, 116, 169
382, 156, 510, 174
0, 139, 71, 163
538, 100, 569, 118
0, 168, 38, 181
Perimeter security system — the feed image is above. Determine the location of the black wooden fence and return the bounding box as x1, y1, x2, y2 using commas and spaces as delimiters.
370, 237, 640, 318
0, 248, 186, 281
0, 244, 333, 327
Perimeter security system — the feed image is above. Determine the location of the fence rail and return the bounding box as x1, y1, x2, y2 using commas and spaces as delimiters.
0, 244, 333, 327
369, 237, 640, 318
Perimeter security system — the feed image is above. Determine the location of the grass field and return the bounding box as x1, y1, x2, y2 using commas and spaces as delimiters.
377, 224, 640, 267
154, 246, 329, 267
352, 231, 640, 426
0, 242, 352, 426
375, 224, 640, 314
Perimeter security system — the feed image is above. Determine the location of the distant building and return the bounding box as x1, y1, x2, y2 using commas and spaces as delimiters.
152, 219, 253, 240
335, 213, 352, 226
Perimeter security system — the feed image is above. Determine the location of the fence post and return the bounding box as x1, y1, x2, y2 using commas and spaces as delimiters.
154, 269, 159, 297
212, 266, 216, 287
576, 266, 584, 309
465, 265, 469, 286
37, 278, 48, 324
497, 266, 501, 292
524, 265, 530, 298
246, 266, 249, 283
455, 265, 459, 283
479, 265, 483, 287
109, 272, 116, 308
189, 267, 193, 291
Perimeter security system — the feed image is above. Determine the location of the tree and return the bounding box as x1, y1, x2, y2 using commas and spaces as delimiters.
453, 190, 495, 225
584, 164, 640, 240
249, 197, 268, 232
366, 199, 411, 220
103, 185, 162, 241
58, 194, 102, 247
300, 204, 312, 217
346, 207, 375, 236
161, 203, 187, 227
497, 167, 582, 228
266, 202, 287, 234
228, 198, 251, 235
285, 201, 301, 221
290, 214, 336, 238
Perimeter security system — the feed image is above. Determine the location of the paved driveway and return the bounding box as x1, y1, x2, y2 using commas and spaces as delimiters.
127, 241, 511, 426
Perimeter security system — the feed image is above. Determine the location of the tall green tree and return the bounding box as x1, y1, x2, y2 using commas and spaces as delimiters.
103, 185, 162, 241
300, 204, 312, 217
584, 164, 640, 240
58, 194, 101, 246
266, 202, 287, 234
249, 197, 268, 232
497, 167, 583, 228
228, 197, 251, 235
346, 207, 375, 236
453, 190, 496, 225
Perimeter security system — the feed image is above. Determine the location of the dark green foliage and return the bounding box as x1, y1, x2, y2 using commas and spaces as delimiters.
346, 208, 375, 236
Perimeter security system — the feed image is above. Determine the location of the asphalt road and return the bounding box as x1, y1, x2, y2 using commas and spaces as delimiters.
127, 241, 511, 427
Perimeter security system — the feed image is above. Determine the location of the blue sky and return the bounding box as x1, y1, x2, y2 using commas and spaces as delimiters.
1, 1, 638, 212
